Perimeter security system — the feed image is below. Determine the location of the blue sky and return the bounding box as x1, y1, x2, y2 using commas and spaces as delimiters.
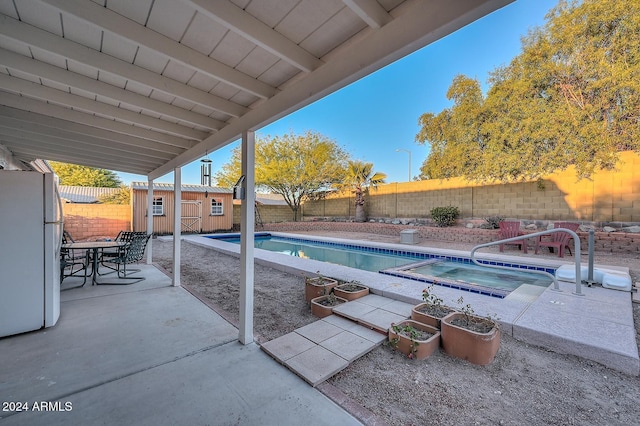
118, 0, 559, 186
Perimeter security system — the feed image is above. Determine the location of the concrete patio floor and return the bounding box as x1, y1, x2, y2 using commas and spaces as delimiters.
0, 265, 361, 425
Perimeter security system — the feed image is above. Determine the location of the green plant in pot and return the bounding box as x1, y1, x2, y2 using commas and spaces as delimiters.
440, 296, 501, 365
304, 271, 338, 303
411, 284, 455, 328
333, 280, 369, 301
388, 320, 441, 360
310, 292, 347, 318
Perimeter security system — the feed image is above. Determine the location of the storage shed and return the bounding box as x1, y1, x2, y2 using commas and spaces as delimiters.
132, 182, 233, 234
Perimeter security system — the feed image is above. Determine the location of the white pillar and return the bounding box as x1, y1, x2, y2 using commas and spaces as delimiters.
146, 178, 153, 264
173, 168, 181, 287
239, 130, 255, 344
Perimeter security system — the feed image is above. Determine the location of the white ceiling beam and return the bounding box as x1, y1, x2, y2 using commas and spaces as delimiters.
0, 48, 225, 130
0, 110, 186, 157
0, 136, 161, 174
342, 0, 393, 28
187, 0, 322, 72
40, 0, 277, 99
0, 74, 208, 141
0, 92, 197, 149
0, 15, 248, 117
150, 0, 514, 179
0, 129, 169, 165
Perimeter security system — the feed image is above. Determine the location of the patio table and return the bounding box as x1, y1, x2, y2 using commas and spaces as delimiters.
62, 241, 127, 285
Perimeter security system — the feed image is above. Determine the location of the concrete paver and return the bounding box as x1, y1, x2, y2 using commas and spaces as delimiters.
285, 346, 349, 387
357, 308, 408, 332
260, 332, 316, 361
332, 300, 377, 320
296, 320, 344, 343
319, 330, 380, 362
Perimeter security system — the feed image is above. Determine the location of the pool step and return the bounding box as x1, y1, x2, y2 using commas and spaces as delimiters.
260, 294, 413, 386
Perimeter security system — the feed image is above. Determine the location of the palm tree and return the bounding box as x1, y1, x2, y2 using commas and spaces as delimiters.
341, 160, 387, 222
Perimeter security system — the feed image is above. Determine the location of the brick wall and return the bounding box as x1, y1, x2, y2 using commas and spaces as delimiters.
63, 203, 130, 240
262, 221, 640, 254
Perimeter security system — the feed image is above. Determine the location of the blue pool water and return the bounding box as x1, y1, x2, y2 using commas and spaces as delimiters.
205, 233, 554, 298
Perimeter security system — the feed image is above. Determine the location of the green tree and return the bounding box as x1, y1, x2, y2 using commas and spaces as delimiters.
416, 0, 640, 181
98, 185, 131, 205
339, 160, 386, 222
49, 161, 122, 187
215, 131, 349, 221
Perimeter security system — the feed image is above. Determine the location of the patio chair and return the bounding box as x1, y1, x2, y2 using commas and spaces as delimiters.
535, 222, 580, 258
497, 221, 528, 253
99, 231, 145, 267
98, 233, 151, 285
60, 230, 89, 287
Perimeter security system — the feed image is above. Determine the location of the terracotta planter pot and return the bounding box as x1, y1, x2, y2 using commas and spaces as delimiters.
388, 320, 441, 360
310, 295, 347, 318
440, 312, 500, 365
333, 283, 369, 301
411, 303, 456, 329
304, 277, 338, 303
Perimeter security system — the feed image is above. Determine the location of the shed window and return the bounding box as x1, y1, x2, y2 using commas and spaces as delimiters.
210, 198, 223, 215
152, 196, 164, 216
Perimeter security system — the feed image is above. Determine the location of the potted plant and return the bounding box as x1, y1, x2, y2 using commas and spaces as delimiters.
411, 284, 456, 329
333, 280, 369, 301
440, 297, 500, 365
310, 293, 348, 318
304, 272, 338, 303
388, 320, 441, 360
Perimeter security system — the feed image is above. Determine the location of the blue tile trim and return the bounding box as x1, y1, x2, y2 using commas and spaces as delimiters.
205, 233, 555, 298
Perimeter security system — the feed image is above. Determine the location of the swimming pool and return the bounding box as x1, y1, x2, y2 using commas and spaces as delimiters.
205, 233, 555, 298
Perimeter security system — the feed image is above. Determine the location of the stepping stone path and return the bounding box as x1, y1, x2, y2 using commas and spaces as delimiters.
261, 294, 414, 386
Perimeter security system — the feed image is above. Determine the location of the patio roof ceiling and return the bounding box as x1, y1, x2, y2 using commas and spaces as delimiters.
0, 0, 512, 180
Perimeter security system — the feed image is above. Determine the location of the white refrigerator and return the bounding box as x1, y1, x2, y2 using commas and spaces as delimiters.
0, 170, 63, 337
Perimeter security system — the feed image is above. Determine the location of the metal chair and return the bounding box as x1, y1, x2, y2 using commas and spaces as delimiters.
60, 230, 89, 286
497, 221, 528, 253
98, 233, 151, 285
535, 222, 580, 257
99, 231, 145, 266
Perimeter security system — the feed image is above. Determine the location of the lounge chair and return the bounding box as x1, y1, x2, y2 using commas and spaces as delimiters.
98, 233, 151, 284
60, 230, 89, 286
535, 222, 580, 258
498, 221, 528, 253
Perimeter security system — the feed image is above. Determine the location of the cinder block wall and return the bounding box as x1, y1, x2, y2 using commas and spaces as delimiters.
62, 204, 130, 240
233, 204, 296, 225
304, 151, 640, 223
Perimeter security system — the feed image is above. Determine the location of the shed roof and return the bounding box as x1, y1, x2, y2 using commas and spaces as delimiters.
58, 185, 121, 203
131, 182, 232, 194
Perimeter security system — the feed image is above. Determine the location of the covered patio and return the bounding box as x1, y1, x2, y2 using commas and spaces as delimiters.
1, 267, 363, 425
0, 0, 514, 422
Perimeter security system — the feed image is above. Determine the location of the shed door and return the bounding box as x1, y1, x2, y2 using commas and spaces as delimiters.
181, 200, 202, 233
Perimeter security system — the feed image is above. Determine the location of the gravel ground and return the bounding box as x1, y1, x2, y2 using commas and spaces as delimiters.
152, 232, 640, 426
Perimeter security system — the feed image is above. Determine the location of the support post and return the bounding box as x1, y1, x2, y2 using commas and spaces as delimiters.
239, 130, 255, 344
172, 168, 181, 287
146, 178, 153, 264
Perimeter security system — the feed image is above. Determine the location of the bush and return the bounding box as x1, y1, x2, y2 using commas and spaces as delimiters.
430, 206, 460, 227
481, 216, 504, 229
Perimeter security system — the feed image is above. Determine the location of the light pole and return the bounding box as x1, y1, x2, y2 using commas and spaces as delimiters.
395, 149, 411, 181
